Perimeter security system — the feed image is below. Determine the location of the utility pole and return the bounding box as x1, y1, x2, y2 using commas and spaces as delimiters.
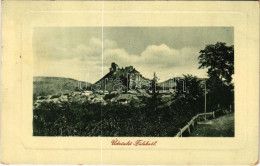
204, 78, 207, 121
152, 72, 157, 94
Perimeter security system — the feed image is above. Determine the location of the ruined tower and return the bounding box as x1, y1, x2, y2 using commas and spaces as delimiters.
110, 62, 119, 72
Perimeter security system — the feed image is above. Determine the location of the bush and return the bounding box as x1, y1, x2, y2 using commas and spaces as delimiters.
50, 95, 60, 99
103, 93, 117, 100
33, 93, 203, 137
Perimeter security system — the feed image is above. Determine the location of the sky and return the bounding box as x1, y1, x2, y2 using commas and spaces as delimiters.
33, 27, 234, 83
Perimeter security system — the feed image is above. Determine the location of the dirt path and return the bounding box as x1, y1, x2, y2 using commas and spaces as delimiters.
190, 113, 234, 137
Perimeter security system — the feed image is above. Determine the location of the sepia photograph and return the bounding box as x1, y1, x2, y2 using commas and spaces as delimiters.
33, 27, 234, 137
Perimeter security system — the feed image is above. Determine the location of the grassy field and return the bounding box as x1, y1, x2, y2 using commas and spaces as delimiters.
190, 113, 234, 137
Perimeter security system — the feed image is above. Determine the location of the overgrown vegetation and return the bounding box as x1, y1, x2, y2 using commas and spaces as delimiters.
33, 93, 201, 136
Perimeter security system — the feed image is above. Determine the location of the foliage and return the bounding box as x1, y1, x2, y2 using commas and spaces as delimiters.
198, 42, 234, 85
172, 75, 204, 115
198, 42, 234, 111
34, 101, 102, 136
206, 78, 234, 111
103, 93, 117, 100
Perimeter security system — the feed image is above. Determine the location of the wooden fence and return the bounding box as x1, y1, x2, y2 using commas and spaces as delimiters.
175, 111, 215, 137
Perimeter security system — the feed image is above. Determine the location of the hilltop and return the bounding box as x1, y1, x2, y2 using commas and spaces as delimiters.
158, 77, 181, 89
158, 76, 206, 90
95, 62, 151, 92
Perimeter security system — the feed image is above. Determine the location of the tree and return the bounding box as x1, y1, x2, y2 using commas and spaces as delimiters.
198, 42, 234, 110
198, 42, 234, 85
172, 75, 204, 114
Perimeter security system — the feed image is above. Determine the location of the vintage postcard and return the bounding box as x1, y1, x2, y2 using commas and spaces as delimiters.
1, 1, 259, 165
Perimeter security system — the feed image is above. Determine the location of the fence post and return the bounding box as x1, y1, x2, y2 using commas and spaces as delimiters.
188, 125, 190, 134
174, 111, 218, 137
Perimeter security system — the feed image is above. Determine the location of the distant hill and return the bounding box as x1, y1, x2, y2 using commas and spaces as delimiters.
33, 76, 90, 97
95, 62, 151, 92
158, 76, 206, 90
158, 77, 187, 89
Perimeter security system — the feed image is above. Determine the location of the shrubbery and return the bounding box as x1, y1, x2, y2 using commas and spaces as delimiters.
33, 98, 201, 136
33, 76, 205, 136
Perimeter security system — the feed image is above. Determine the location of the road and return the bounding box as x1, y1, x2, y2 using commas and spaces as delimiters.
190, 113, 234, 137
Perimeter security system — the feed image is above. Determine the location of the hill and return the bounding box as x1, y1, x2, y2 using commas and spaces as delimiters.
33, 76, 90, 97
158, 77, 180, 89
189, 113, 234, 137
158, 76, 206, 90
95, 62, 151, 92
